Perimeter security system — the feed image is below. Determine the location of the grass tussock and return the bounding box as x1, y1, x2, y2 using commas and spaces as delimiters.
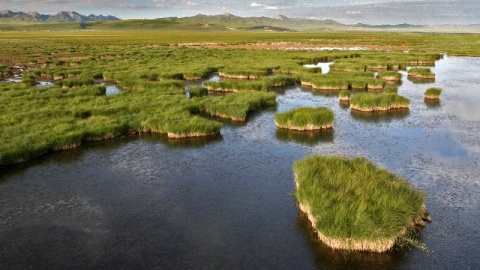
383, 85, 398, 94
199, 91, 276, 121
275, 107, 334, 130
338, 90, 351, 101
350, 92, 410, 112
408, 68, 435, 80
293, 155, 427, 252
188, 86, 208, 98
424, 87, 442, 100
377, 71, 402, 83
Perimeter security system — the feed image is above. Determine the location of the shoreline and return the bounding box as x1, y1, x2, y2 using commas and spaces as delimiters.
275, 122, 333, 131
0, 129, 221, 166
350, 104, 410, 112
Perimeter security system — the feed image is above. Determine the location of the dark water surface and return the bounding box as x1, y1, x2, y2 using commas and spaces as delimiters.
1, 56, 479, 269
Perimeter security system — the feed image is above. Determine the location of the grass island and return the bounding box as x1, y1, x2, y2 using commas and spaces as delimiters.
350, 93, 410, 112
293, 155, 430, 252
339, 90, 351, 102
424, 87, 442, 100
408, 68, 435, 80
275, 107, 334, 131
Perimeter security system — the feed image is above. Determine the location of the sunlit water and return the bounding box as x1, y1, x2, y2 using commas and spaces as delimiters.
1, 56, 479, 269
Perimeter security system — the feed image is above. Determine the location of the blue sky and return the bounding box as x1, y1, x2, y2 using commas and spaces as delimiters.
1, 0, 478, 25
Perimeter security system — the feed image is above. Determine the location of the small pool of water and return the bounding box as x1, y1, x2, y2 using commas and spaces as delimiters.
36, 81, 55, 87
105, 84, 122, 95
303, 62, 332, 74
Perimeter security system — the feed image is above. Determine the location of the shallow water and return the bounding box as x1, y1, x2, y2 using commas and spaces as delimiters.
105, 84, 122, 96
1, 56, 479, 269
304, 62, 332, 74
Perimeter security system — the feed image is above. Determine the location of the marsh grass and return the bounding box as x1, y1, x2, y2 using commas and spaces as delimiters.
0, 32, 454, 165
275, 107, 334, 130
199, 91, 276, 121
187, 86, 208, 98
408, 68, 435, 80
293, 155, 426, 252
204, 80, 266, 92
424, 87, 442, 100
338, 90, 351, 101
350, 92, 410, 112
383, 85, 398, 94
377, 71, 402, 83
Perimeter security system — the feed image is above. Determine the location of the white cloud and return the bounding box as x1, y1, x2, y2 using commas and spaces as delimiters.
251, 2, 278, 10
346, 10, 362, 15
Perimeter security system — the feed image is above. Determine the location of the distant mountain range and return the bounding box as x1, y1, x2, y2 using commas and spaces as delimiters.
0, 10, 478, 33
0, 10, 120, 22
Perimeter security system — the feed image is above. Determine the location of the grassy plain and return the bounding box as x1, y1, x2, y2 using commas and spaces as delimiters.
1, 29, 480, 164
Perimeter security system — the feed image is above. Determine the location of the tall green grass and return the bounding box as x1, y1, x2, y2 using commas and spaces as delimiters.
424, 87, 442, 99
293, 155, 426, 252
408, 68, 435, 79
275, 107, 334, 130
350, 92, 410, 112
198, 91, 276, 121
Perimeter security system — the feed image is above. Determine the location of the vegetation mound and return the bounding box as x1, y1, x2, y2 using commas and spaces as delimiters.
350, 93, 410, 112
408, 68, 435, 80
293, 155, 429, 252
424, 87, 442, 100
275, 107, 334, 131
338, 90, 351, 101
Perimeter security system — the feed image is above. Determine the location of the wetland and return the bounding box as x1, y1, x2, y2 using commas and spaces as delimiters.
0, 32, 479, 268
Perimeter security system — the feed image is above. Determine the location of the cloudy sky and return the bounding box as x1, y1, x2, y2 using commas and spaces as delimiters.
1, 0, 479, 25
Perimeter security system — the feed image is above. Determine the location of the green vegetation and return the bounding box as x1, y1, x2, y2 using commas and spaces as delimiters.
383, 85, 398, 94
293, 155, 428, 252
424, 87, 442, 100
204, 79, 266, 92
408, 68, 435, 80
275, 107, 334, 130
1, 29, 477, 165
204, 75, 298, 92
188, 86, 208, 98
199, 91, 276, 121
377, 71, 402, 83
339, 90, 351, 101
350, 93, 410, 112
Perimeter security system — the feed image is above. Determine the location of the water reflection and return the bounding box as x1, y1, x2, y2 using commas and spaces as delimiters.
350, 109, 410, 123
276, 129, 334, 145
424, 99, 441, 108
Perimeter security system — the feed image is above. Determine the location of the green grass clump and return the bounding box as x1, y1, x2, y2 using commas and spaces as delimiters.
265, 75, 298, 87
383, 85, 398, 94
350, 92, 410, 112
293, 155, 427, 252
366, 78, 385, 91
199, 91, 276, 121
424, 87, 442, 100
204, 80, 266, 92
408, 68, 435, 79
377, 71, 402, 82
275, 107, 334, 130
188, 86, 208, 98
339, 90, 351, 101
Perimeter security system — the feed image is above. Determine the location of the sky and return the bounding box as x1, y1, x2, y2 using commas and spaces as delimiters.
1, 0, 479, 25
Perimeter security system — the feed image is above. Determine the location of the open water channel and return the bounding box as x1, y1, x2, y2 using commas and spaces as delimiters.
1, 56, 479, 269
